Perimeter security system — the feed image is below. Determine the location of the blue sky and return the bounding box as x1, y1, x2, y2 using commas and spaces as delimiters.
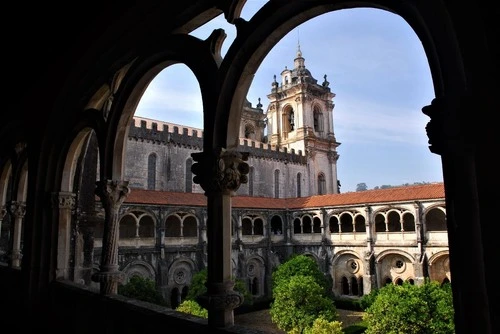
134, 2, 443, 193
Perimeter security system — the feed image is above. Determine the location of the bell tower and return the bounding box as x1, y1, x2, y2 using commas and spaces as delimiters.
266, 46, 341, 194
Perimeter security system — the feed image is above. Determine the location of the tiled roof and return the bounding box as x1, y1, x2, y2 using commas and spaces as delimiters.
125, 183, 444, 209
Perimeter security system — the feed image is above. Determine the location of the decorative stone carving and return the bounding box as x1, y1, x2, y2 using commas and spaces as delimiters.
191, 148, 249, 195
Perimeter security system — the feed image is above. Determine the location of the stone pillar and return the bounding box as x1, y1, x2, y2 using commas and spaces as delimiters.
8, 201, 26, 268
363, 205, 375, 294
422, 95, 490, 333
53, 192, 76, 279
191, 148, 247, 327
91, 180, 130, 295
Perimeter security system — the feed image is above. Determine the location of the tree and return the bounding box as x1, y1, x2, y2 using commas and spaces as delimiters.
356, 183, 368, 191
118, 275, 166, 306
363, 280, 455, 334
272, 254, 331, 296
270, 275, 338, 333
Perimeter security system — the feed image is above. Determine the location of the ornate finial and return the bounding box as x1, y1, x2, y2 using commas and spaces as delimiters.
322, 74, 330, 87
257, 97, 262, 109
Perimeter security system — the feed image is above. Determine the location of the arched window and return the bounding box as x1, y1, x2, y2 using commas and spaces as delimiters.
147, 153, 156, 190
426, 208, 447, 231
355, 215, 366, 232
274, 169, 280, 198
183, 216, 197, 237
253, 218, 264, 235
313, 217, 321, 233
329, 216, 339, 233
271, 216, 283, 235
387, 211, 401, 232
340, 214, 353, 232
296, 172, 301, 197
302, 216, 312, 233
341, 276, 349, 295
119, 215, 137, 239
244, 124, 255, 139
293, 218, 301, 234
375, 214, 386, 232
402, 213, 415, 231
318, 173, 326, 195
313, 107, 323, 132
165, 216, 181, 237
242, 218, 252, 235
185, 158, 193, 193
351, 277, 359, 295
139, 215, 155, 237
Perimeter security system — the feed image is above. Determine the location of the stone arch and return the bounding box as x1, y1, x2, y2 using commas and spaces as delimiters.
122, 260, 156, 282
331, 250, 363, 297
428, 250, 451, 284
375, 250, 416, 288
245, 255, 266, 297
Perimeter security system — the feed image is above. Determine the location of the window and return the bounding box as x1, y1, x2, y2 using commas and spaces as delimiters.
147, 153, 156, 190
296, 173, 301, 197
274, 169, 280, 198
249, 167, 254, 196
185, 158, 192, 193
318, 173, 326, 195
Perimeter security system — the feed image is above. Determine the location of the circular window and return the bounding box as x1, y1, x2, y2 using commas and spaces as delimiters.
174, 268, 187, 284
346, 259, 359, 274
392, 258, 406, 274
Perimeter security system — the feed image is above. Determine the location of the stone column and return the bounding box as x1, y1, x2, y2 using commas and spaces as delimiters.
191, 148, 248, 327
8, 201, 26, 268
91, 180, 130, 295
422, 95, 490, 332
363, 205, 375, 294
53, 192, 76, 279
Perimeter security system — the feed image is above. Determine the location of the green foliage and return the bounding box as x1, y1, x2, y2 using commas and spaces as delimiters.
359, 288, 380, 310
185, 268, 253, 306
118, 275, 166, 306
303, 317, 344, 334
272, 254, 330, 295
185, 269, 208, 301
363, 280, 455, 334
270, 275, 338, 333
176, 300, 208, 318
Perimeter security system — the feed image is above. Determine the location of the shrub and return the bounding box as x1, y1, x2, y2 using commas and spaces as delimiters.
303, 317, 344, 334
272, 254, 331, 295
176, 299, 208, 318
363, 280, 455, 334
359, 288, 379, 310
118, 275, 166, 306
270, 275, 338, 333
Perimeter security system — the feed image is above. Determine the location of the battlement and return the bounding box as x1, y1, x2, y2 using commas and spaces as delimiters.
129, 117, 204, 148
238, 138, 306, 164
129, 116, 307, 164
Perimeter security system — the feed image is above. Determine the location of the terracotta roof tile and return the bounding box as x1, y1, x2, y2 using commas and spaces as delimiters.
124, 183, 444, 209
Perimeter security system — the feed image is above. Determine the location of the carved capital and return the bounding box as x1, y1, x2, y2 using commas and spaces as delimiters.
192, 148, 249, 195
52, 192, 76, 210
422, 94, 473, 155
200, 280, 244, 311
95, 180, 130, 210
8, 201, 26, 219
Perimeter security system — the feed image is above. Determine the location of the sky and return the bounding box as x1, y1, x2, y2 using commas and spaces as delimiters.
134, 1, 443, 193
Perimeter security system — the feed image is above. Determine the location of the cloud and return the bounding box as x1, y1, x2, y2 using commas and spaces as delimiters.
334, 96, 430, 146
